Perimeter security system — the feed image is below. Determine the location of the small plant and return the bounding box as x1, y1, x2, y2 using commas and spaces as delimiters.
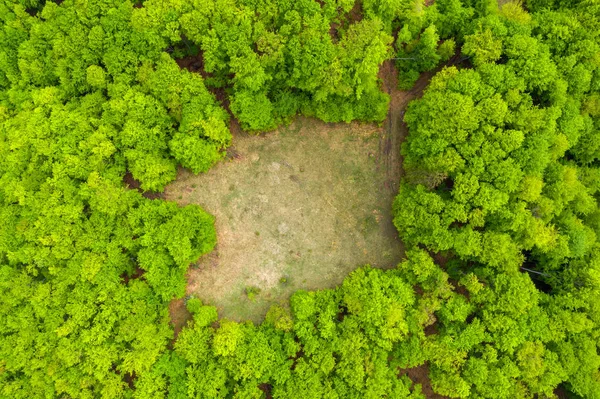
279, 276, 288, 284
245, 286, 261, 301
255, 231, 260, 236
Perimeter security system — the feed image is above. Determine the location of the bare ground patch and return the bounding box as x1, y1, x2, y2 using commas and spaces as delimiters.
164, 61, 439, 324
165, 118, 404, 322
399, 364, 449, 399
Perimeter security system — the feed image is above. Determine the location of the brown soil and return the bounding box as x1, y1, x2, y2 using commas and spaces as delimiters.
120, 266, 145, 285
345, 1, 363, 24
377, 60, 440, 194
330, 2, 363, 42
554, 386, 573, 399
175, 52, 210, 80
176, 51, 232, 111
122, 171, 163, 200
329, 22, 340, 42
258, 383, 273, 399
399, 364, 449, 399
424, 322, 439, 337
449, 277, 471, 299
168, 298, 192, 339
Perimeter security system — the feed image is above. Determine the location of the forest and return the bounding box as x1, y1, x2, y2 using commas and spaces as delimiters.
0, 0, 599, 398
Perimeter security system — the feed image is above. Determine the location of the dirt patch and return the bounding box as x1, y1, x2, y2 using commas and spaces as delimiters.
345, 1, 363, 24
424, 322, 439, 336
176, 51, 232, 113
166, 118, 404, 322
258, 383, 273, 398
449, 277, 471, 300
554, 386, 574, 399
329, 2, 362, 42
120, 266, 145, 285
399, 364, 449, 399
169, 298, 192, 339
176, 53, 206, 76
175, 51, 215, 82
123, 171, 163, 200
329, 22, 340, 42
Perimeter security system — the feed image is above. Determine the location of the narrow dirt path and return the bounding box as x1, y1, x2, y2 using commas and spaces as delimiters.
377, 60, 441, 194
375, 60, 453, 399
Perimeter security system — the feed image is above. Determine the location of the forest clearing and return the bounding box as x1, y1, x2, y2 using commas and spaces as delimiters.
167, 118, 404, 322
166, 61, 434, 323
2, 1, 600, 398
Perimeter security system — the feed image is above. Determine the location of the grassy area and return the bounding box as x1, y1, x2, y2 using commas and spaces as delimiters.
165, 117, 404, 322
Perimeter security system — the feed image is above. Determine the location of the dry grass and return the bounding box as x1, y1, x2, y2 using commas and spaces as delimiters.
165, 118, 404, 322
166, 56, 441, 324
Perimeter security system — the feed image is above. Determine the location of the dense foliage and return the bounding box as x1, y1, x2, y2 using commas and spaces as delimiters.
0, 0, 599, 398
136, 0, 397, 130
151, 261, 429, 399
0, 1, 222, 396
395, 0, 600, 397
